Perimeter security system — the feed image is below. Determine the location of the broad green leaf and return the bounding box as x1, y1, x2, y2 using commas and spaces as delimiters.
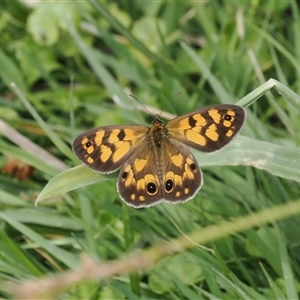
35, 165, 111, 205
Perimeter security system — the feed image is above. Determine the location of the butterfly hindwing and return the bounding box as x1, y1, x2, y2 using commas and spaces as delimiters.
117, 139, 202, 207
117, 143, 163, 207
161, 140, 202, 203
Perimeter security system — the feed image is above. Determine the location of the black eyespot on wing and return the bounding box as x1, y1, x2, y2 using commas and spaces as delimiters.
165, 179, 174, 192
224, 114, 232, 121
189, 163, 196, 171
147, 182, 157, 195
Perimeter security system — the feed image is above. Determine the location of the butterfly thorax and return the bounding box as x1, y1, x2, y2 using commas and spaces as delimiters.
149, 117, 169, 147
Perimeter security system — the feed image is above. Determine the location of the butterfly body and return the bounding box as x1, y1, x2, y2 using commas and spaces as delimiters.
73, 104, 246, 208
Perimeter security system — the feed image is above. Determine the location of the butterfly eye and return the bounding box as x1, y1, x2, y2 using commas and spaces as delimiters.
165, 179, 174, 192
146, 182, 157, 195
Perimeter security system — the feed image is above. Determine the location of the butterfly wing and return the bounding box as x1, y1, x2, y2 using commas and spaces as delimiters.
117, 139, 202, 208
161, 140, 202, 203
72, 125, 149, 173
117, 143, 163, 208
166, 104, 246, 152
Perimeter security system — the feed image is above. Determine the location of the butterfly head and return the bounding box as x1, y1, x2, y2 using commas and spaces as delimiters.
151, 114, 164, 126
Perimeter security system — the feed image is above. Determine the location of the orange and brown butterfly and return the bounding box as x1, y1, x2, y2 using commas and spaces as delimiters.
72, 104, 246, 208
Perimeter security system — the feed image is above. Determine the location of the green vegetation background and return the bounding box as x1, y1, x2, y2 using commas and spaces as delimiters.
0, 1, 300, 299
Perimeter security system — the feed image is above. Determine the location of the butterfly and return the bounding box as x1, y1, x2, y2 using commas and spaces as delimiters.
72, 104, 246, 208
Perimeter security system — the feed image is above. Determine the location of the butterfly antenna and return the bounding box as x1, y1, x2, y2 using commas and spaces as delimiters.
129, 94, 155, 117
158, 92, 182, 118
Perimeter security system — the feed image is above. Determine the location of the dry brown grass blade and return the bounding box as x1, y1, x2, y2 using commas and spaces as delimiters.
0, 118, 67, 172
11, 199, 300, 299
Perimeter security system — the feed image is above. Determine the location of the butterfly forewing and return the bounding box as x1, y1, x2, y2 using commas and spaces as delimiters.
166, 104, 245, 152
72, 125, 149, 173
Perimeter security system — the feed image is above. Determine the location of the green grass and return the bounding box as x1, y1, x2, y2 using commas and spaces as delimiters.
0, 1, 300, 299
